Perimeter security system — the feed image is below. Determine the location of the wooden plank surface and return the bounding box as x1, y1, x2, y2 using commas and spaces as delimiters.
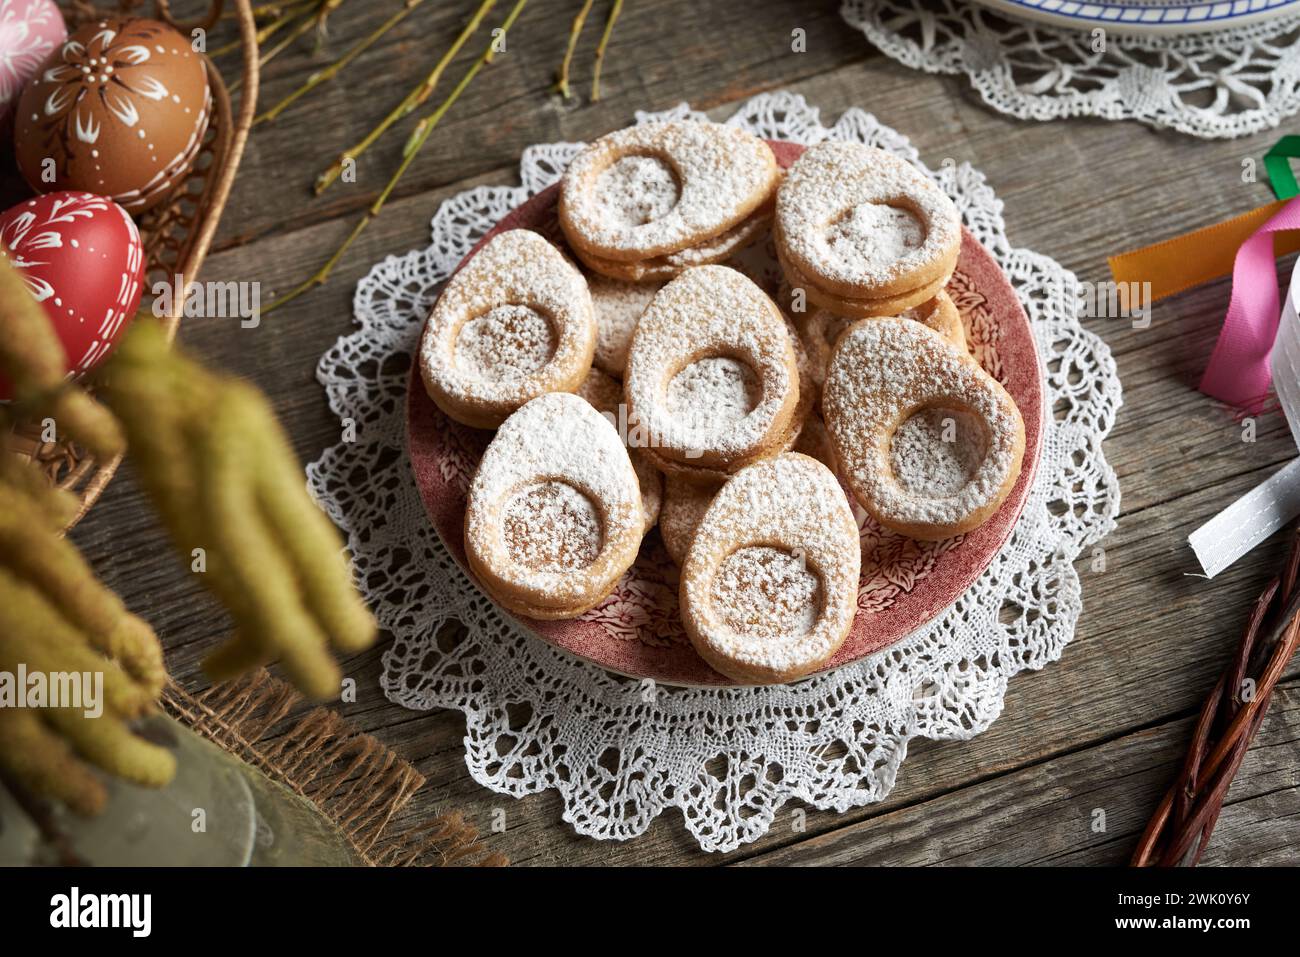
65, 0, 1300, 865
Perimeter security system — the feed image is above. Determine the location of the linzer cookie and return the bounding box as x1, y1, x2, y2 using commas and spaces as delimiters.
419, 229, 595, 429
575, 367, 663, 532
464, 393, 643, 619
775, 142, 960, 318
560, 120, 778, 281
822, 318, 1025, 541
680, 453, 861, 684
623, 265, 799, 480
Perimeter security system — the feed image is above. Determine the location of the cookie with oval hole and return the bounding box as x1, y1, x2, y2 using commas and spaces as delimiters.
680, 453, 861, 684
559, 120, 778, 279
464, 392, 643, 619
775, 141, 960, 300
822, 317, 1024, 541
623, 265, 799, 478
419, 229, 595, 428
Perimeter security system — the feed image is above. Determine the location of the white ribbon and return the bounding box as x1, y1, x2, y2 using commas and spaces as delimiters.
1189, 261, 1300, 577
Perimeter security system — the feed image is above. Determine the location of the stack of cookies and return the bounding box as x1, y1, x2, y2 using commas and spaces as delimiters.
418, 119, 1026, 685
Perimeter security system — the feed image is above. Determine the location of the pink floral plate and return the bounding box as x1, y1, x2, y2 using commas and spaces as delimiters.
407, 140, 1045, 687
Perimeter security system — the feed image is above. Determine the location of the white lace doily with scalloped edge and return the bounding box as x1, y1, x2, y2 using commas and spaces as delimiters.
842, 0, 1300, 139
306, 92, 1122, 854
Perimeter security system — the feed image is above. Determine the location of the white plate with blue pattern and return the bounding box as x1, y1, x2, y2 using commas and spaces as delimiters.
971, 0, 1300, 34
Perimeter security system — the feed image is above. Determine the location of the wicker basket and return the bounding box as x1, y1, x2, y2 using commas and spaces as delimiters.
5, 0, 258, 529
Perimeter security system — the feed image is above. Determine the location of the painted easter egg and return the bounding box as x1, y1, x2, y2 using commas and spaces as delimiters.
0, 191, 145, 400
0, 0, 67, 133
13, 17, 210, 212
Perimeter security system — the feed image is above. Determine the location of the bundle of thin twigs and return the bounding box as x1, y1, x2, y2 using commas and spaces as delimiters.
1132, 524, 1300, 866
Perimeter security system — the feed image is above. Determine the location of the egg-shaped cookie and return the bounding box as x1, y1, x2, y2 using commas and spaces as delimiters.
822, 317, 1025, 541
776, 141, 960, 301
464, 392, 643, 619
623, 264, 798, 472
419, 229, 595, 429
680, 453, 861, 684
559, 120, 778, 263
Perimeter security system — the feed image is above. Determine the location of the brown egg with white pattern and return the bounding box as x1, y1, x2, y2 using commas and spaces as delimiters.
13, 17, 210, 212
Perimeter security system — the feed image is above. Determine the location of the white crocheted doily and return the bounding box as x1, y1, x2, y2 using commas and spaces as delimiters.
307, 92, 1122, 854
842, 0, 1300, 139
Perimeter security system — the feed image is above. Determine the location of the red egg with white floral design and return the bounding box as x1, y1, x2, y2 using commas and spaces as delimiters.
0, 191, 145, 400
13, 17, 209, 212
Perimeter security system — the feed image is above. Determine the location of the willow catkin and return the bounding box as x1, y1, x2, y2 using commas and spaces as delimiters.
0, 572, 155, 720
251, 389, 377, 654
99, 317, 376, 700
0, 709, 108, 816
0, 500, 165, 692
198, 390, 343, 699
45, 707, 176, 787
0, 257, 125, 461
0, 568, 174, 812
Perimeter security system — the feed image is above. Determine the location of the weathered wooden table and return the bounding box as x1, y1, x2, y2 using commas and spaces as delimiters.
72, 0, 1300, 865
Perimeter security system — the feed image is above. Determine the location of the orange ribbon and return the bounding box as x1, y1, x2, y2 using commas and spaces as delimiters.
1108, 199, 1300, 305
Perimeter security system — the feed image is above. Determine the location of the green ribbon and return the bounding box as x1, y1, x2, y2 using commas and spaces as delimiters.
1264, 135, 1300, 200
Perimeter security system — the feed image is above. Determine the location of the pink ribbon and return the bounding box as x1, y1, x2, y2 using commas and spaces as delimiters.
1200, 195, 1300, 410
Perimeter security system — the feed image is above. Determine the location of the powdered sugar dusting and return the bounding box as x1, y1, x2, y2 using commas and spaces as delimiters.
711, 546, 822, 640
666, 357, 760, 426
503, 481, 602, 572
777, 142, 959, 290
420, 229, 594, 414
455, 304, 556, 382
592, 155, 681, 229
624, 265, 796, 464
890, 408, 988, 498
682, 453, 860, 681
825, 203, 924, 280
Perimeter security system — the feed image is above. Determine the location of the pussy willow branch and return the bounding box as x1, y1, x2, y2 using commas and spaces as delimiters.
591, 0, 623, 102
556, 0, 594, 100
1131, 527, 1300, 866
212, 0, 316, 57
256, 0, 426, 125
313, 0, 498, 195
265, 0, 528, 315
